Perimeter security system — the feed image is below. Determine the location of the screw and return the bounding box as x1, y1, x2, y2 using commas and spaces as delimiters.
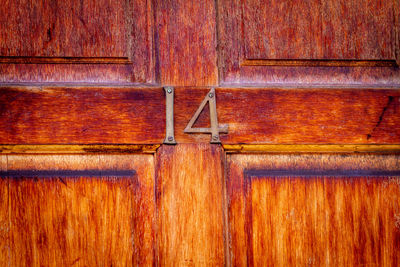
167, 88, 172, 94
209, 93, 214, 98
168, 136, 174, 141
212, 135, 218, 140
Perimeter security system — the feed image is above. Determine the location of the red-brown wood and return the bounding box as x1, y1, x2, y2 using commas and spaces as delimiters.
155, 144, 225, 266
244, 0, 396, 61
217, 0, 400, 86
227, 154, 400, 266
0, 156, 8, 266
155, 0, 218, 86
5, 154, 155, 266
0, 0, 155, 83
1, 1, 400, 265
0, 86, 165, 144
1, 87, 400, 145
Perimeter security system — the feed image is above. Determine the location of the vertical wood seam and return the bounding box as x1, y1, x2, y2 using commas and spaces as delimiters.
394, 0, 400, 65
222, 152, 231, 267
243, 172, 254, 267
150, 0, 160, 84
6, 155, 10, 267
214, 0, 222, 86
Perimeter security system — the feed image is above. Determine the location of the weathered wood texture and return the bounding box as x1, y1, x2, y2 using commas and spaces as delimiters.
227, 154, 400, 266
0, 87, 165, 144
1, 154, 155, 266
0, 0, 155, 83
0, 145, 159, 154
218, 0, 400, 86
244, 0, 396, 60
1, 87, 400, 144
155, 144, 225, 266
210, 88, 400, 144
155, 0, 218, 86
0, 156, 8, 266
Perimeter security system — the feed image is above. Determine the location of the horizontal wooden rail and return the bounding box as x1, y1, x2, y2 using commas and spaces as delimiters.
224, 144, 400, 153
1, 86, 399, 145
0, 145, 159, 154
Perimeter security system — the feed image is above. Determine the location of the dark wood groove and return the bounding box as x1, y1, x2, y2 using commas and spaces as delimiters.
241, 59, 399, 67
0, 169, 136, 178
0, 57, 131, 64
245, 169, 400, 178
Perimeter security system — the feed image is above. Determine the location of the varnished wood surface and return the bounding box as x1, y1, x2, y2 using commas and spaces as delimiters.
243, 0, 396, 61
227, 154, 400, 266
224, 144, 400, 153
0, 86, 165, 144
0, 145, 159, 154
154, 0, 218, 86
218, 0, 400, 86
176, 88, 400, 144
242, 59, 399, 68
0, 154, 155, 266
155, 144, 225, 266
1, 0, 127, 57
0, 0, 155, 83
1, 86, 400, 144
0, 57, 131, 64
0, 157, 8, 266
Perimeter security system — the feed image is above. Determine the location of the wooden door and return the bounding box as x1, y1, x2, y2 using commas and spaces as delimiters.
1, 0, 400, 266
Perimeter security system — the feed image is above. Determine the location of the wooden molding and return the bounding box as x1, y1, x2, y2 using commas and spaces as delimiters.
241, 59, 399, 68
224, 144, 400, 153
0, 57, 131, 64
0, 145, 160, 154
1, 86, 399, 145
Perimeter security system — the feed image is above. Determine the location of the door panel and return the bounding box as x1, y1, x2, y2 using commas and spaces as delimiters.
154, 0, 218, 86
155, 144, 226, 266
243, 0, 396, 61
227, 154, 400, 266
0, 0, 155, 83
1, 154, 155, 266
218, 0, 400, 86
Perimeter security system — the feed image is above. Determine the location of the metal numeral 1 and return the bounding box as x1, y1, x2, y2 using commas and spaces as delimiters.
163, 87, 177, 144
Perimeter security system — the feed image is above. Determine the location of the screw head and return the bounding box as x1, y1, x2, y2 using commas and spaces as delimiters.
167, 88, 172, 94
209, 93, 214, 98
212, 135, 218, 140
168, 136, 174, 141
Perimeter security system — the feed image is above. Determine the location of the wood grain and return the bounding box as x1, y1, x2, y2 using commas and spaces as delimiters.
6, 154, 155, 266
242, 59, 398, 68
0, 0, 155, 83
243, 0, 396, 60
173, 88, 400, 144
0, 156, 8, 267
155, 0, 218, 86
0, 57, 131, 64
1, 86, 400, 144
0, 86, 165, 144
227, 154, 400, 266
155, 144, 225, 266
223, 144, 400, 154
0, 0, 126, 57
0, 145, 159, 154
217, 0, 400, 86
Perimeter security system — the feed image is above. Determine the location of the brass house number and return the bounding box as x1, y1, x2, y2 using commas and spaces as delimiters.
163, 87, 228, 144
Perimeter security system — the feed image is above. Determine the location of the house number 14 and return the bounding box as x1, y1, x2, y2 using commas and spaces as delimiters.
163, 87, 228, 144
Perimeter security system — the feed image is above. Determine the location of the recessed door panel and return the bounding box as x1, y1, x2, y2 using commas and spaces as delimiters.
227, 154, 400, 266
0, 154, 155, 266
218, 0, 400, 85
0, 0, 155, 83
